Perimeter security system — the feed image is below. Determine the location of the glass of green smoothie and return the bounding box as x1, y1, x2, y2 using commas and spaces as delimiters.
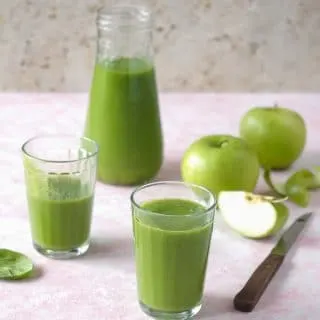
22, 135, 98, 259
131, 181, 216, 319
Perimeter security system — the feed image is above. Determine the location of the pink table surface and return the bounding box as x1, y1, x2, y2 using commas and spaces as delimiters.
0, 93, 319, 320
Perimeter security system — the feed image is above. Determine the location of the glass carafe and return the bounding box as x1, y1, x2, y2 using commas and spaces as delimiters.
84, 3, 163, 185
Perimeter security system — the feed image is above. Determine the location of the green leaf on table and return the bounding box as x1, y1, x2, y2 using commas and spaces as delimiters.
0, 249, 34, 280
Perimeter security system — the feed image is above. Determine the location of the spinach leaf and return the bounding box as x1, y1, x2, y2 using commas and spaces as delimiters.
0, 249, 33, 280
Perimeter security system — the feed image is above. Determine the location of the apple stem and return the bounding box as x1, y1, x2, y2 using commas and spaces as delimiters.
245, 194, 253, 201
219, 140, 229, 148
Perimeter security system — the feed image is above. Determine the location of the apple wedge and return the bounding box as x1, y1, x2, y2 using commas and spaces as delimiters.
218, 191, 289, 239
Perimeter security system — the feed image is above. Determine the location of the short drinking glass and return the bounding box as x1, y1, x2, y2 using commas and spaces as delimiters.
22, 135, 98, 259
131, 181, 216, 319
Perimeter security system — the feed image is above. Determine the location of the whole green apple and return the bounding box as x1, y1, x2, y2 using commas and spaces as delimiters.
181, 135, 260, 195
239, 106, 306, 169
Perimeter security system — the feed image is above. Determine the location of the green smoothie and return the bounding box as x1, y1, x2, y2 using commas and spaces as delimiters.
27, 174, 93, 251
133, 198, 213, 313
85, 57, 163, 185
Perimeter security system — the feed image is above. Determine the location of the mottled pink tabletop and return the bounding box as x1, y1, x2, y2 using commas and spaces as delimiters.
1, 93, 319, 320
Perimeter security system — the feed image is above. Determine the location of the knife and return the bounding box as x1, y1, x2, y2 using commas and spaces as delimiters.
233, 212, 312, 313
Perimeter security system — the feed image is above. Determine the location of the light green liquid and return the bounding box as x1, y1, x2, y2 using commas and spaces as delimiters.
85, 57, 163, 185
27, 175, 93, 251
134, 199, 213, 312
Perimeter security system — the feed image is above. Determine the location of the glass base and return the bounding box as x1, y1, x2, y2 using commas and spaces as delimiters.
33, 241, 89, 260
140, 301, 201, 319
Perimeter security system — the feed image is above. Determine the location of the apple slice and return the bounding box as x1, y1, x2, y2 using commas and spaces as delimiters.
218, 191, 289, 239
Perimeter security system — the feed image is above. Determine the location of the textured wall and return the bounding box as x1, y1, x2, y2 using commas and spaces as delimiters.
0, 0, 319, 92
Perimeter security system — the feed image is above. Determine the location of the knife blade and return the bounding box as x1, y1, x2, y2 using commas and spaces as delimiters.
233, 212, 313, 313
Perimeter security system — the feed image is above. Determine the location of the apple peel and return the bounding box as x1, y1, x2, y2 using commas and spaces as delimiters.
218, 191, 289, 239
308, 166, 320, 189
264, 168, 320, 208
284, 169, 320, 207
263, 169, 287, 198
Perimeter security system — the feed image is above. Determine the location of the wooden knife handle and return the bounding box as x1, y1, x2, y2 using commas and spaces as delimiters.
233, 253, 285, 312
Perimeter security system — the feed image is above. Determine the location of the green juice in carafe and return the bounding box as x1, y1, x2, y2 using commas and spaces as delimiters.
84, 57, 163, 185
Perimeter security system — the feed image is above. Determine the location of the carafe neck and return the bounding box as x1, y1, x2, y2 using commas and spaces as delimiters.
95, 4, 154, 63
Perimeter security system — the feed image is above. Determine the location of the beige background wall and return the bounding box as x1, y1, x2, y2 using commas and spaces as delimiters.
0, 0, 319, 92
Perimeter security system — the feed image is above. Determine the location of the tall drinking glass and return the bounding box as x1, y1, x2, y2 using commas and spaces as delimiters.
22, 135, 98, 259
131, 181, 216, 319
